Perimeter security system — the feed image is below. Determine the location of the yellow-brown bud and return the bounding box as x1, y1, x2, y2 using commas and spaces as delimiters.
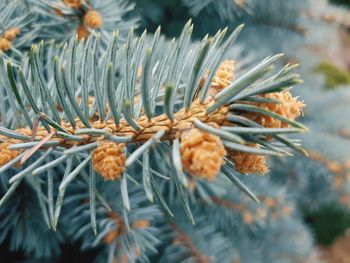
227, 144, 269, 175
92, 142, 126, 181
104, 231, 117, 244
62, 0, 81, 9
235, 0, 246, 8
104, 211, 126, 244
0, 38, 12, 52
243, 211, 254, 224
77, 25, 90, 41
132, 220, 150, 229
180, 128, 226, 181
245, 91, 305, 128
4, 28, 20, 42
200, 60, 236, 102
0, 139, 23, 167
84, 10, 103, 29
211, 60, 236, 90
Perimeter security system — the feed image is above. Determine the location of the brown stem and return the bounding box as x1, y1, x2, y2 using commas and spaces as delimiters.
3, 100, 229, 149
171, 222, 210, 263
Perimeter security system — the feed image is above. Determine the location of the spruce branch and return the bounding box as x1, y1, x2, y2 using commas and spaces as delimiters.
0, 23, 306, 225
0, 175, 64, 257
62, 181, 162, 263
0, 0, 38, 62
30, 0, 139, 45
159, 207, 237, 263
1, 1, 345, 262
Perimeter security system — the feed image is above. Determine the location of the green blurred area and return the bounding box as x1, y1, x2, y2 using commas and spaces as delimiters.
305, 204, 350, 245
313, 62, 350, 89
329, 0, 350, 7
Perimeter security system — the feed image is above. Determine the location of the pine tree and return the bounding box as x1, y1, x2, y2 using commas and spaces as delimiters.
0, 0, 349, 262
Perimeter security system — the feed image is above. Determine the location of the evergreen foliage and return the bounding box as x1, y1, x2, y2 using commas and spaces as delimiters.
183, 0, 251, 21
0, 0, 349, 262
0, 0, 39, 62
30, 0, 139, 45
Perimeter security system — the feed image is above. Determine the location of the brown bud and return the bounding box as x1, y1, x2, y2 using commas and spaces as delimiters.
0, 38, 12, 52
235, 0, 246, 8
77, 25, 90, 41
84, 10, 103, 29
132, 220, 150, 229
104, 231, 118, 244
0, 139, 23, 167
227, 144, 269, 175
180, 128, 226, 181
243, 211, 254, 224
4, 28, 20, 42
211, 60, 236, 90
245, 91, 305, 128
92, 142, 126, 181
62, 0, 81, 9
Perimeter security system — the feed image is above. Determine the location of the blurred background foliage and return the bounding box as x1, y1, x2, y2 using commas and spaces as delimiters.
304, 204, 350, 246
313, 62, 350, 89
